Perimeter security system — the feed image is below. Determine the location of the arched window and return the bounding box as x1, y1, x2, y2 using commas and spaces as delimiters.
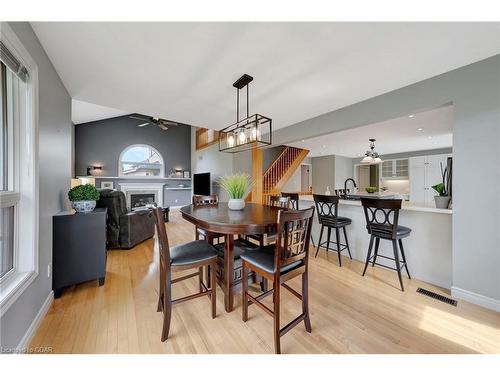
119, 144, 164, 177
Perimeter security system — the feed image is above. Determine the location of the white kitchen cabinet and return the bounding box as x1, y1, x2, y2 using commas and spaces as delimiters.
380, 158, 409, 179
409, 154, 451, 205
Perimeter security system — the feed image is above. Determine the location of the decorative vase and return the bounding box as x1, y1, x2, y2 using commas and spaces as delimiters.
72, 200, 96, 213
434, 196, 451, 209
228, 198, 245, 210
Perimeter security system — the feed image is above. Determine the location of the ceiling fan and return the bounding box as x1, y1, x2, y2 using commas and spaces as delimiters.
129, 114, 179, 131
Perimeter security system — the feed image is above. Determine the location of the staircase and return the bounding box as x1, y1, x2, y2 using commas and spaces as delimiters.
263, 146, 309, 195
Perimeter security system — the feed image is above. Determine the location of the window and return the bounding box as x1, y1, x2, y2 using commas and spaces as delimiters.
119, 144, 164, 177
1, 24, 39, 314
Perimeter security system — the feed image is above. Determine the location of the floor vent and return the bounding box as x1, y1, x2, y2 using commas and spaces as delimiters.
416, 288, 457, 306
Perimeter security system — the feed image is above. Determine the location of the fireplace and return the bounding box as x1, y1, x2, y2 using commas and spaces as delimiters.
118, 183, 164, 210
130, 193, 155, 209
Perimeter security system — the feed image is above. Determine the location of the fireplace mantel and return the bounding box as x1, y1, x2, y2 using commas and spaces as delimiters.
118, 183, 164, 210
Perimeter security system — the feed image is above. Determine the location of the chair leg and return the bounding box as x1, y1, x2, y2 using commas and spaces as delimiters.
362, 235, 375, 276
326, 227, 332, 255
260, 277, 268, 292
199, 267, 203, 293
343, 226, 352, 259
392, 240, 405, 291
335, 227, 342, 267
310, 234, 316, 249
211, 262, 217, 319
302, 270, 312, 333
398, 239, 411, 279
273, 278, 281, 354
314, 225, 325, 258
195, 227, 199, 240
206, 265, 211, 289
157, 293, 163, 312
372, 238, 380, 267
161, 277, 172, 342
242, 262, 249, 322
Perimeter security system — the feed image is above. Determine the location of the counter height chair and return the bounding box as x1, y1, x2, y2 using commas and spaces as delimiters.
246, 195, 290, 247
313, 194, 352, 266
240, 206, 315, 354
152, 207, 218, 342
192, 195, 225, 244
360, 198, 411, 291
282, 192, 316, 249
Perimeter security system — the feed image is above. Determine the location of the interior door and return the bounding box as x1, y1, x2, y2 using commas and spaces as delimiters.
300, 164, 310, 192
409, 156, 426, 204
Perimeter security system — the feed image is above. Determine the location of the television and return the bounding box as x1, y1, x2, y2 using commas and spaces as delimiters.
193, 172, 211, 196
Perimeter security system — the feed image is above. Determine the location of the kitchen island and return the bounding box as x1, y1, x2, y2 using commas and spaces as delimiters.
299, 195, 452, 289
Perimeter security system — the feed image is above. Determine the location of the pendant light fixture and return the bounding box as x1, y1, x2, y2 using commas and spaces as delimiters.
219, 74, 272, 153
360, 138, 383, 164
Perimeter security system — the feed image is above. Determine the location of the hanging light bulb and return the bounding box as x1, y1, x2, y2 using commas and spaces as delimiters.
238, 129, 247, 144
227, 133, 235, 147
360, 139, 383, 164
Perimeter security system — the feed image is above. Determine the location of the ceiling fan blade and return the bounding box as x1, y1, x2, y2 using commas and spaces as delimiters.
137, 122, 151, 127
158, 119, 178, 127
157, 123, 170, 130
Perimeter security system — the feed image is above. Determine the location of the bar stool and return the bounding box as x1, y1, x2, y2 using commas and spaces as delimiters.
313, 194, 352, 266
360, 198, 411, 291
281, 192, 316, 249
192, 195, 225, 244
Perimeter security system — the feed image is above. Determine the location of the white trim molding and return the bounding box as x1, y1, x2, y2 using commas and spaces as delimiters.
16, 291, 53, 352
451, 286, 500, 312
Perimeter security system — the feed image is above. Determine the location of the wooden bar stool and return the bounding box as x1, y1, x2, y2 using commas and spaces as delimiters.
313, 194, 352, 266
246, 195, 290, 246
192, 195, 225, 244
240, 206, 315, 354
282, 192, 316, 249
152, 207, 218, 342
360, 198, 411, 291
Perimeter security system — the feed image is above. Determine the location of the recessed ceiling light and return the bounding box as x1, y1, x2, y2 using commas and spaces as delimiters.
417, 127, 424, 131
408, 114, 415, 118
301, 139, 305, 142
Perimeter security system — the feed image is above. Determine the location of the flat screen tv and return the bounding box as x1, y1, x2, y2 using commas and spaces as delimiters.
193, 172, 211, 196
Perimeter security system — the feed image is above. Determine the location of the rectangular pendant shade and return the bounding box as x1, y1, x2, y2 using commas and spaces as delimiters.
219, 114, 272, 153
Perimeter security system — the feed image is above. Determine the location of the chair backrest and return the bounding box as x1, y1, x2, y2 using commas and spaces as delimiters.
268, 195, 290, 209
274, 207, 315, 270
360, 198, 402, 239
281, 192, 299, 210
313, 194, 340, 226
192, 194, 219, 206
152, 206, 171, 277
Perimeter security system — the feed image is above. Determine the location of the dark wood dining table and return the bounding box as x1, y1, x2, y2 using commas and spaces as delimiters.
180, 202, 280, 312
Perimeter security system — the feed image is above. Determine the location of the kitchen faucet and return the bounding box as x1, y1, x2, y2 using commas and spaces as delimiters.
344, 178, 357, 199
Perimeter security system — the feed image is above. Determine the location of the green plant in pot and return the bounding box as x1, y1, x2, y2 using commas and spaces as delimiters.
68, 184, 100, 213
431, 162, 451, 209
219, 173, 253, 210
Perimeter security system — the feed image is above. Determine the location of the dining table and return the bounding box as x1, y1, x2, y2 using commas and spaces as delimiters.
180, 202, 280, 312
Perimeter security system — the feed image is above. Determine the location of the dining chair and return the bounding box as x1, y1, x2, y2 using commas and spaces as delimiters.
152, 206, 218, 342
246, 195, 290, 247
192, 195, 225, 244
360, 198, 411, 291
240, 206, 315, 354
313, 194, 352, 266
281, 192, 316, 249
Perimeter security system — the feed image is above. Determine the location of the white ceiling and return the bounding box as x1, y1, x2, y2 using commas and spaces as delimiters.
72, 99, 129, 124
288, 104, 453, 157
31, 22, 500, 130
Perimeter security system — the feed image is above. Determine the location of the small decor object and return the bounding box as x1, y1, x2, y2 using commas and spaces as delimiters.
101, 181, 114, 189
325, 186, 331, 195
68, 184, 100, 213
219, 173, 253, 210
365, 186, 378, 193
432, 162, 451, 209
183, 171, 190, 178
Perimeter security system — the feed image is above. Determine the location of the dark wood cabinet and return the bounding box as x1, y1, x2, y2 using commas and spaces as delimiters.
52, 208, 107, 298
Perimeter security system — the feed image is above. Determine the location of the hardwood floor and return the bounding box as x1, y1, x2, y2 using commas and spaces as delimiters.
29, 210, 500, 354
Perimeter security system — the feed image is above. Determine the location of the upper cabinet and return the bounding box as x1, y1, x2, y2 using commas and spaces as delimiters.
380, 158, 409, 179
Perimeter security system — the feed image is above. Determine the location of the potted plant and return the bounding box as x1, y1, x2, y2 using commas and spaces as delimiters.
219, 173, 253, 210
431, 162, 451, 209
68, 184, 100, 213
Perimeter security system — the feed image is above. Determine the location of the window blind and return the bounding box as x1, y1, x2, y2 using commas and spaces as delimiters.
0, 41, 29, 82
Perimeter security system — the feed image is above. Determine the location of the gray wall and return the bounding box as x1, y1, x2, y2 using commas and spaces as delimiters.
191, 127, 233, 202
1, 22, 73, 348
334, 155, 354, 189
312, 155, 335, 194
263, 145, 285, 171
272, 55, 500, 304
74, 115, 191, 177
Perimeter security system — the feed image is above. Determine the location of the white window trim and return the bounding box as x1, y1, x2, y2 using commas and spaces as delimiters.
118, 143, 165, 178
0, 23, 39, 316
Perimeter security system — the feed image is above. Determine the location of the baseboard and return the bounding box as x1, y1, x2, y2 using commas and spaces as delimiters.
451, 286, 500, 312
16, 291, 54, 351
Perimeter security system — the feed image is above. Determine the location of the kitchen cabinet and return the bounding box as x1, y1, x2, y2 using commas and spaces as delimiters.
409, 154, 451, 205
380, 158, 409, 179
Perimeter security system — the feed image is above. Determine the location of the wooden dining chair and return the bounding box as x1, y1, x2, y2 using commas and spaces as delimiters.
281, 192, 316, 249
246, 195, 290, 247
240, 206, 315, 354
192, 195, 225, 244
152, 207, 218, 342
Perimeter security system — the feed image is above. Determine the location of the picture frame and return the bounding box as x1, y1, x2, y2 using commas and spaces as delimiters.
101, 181, 114, 189
183, 171, 190, 178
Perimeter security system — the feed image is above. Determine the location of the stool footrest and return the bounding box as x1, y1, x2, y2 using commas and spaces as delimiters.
369, 254, 407, 272
318, 240, 348, 252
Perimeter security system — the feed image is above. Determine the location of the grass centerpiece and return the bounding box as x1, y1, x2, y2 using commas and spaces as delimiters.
68, 184, 100, 213
219, 173, 253, 210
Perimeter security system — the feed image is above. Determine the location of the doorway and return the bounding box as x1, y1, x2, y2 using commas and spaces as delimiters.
300, 164, 310, 192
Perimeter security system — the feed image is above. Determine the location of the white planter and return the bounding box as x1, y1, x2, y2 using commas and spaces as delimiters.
228, 198, 245, 210
72, 200, 96, 213
434, 196, 451, 209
